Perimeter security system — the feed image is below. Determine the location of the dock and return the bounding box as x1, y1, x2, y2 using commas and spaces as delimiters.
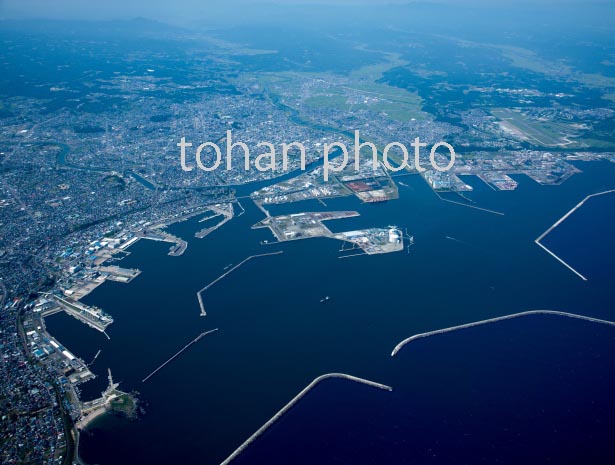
141, 231, 188, 256
147, 204, 225, 229
98, 265, 141, 283
195, 204, 234, 239
252, 211, 360, 243
46, 294, 113, 332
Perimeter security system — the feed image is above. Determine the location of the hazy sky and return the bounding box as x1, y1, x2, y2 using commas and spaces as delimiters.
0, 0, 408, 21
0, 1, 439, 26
1, 0, 608, 23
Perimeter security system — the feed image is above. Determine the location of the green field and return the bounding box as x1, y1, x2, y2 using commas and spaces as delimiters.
241, 52, 424, 122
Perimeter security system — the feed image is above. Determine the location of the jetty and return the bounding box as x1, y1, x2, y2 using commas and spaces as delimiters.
142, 329, 219, 383
220, 373, 392, 465
235, 200, 246, 218
45, 294, 113, 332
435, 191, 504, 216
391, 310, 615, 356
535, 189, 615, 281
197, 251, 283, 316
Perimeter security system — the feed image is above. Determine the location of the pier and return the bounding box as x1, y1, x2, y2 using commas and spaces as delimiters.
98, 265, 141, 283
142, 231, 188, 257
391, 310, 615, 356
76, 369, 128, 430
235, 200, 246, 217
253, 200, 271, 218
198, 213, 221, 223
197, 251, 283, 316
40, 306, 63, 317
195, 204, 234, 239
535, 189, 615, 281
46, 294, 113, 332
148, 204, 224, 229
220, 373, 392, 465
88, 349, 102, 366
142, 329, 219, 383
435, 191, 505, 216
140, 203, 239, 255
